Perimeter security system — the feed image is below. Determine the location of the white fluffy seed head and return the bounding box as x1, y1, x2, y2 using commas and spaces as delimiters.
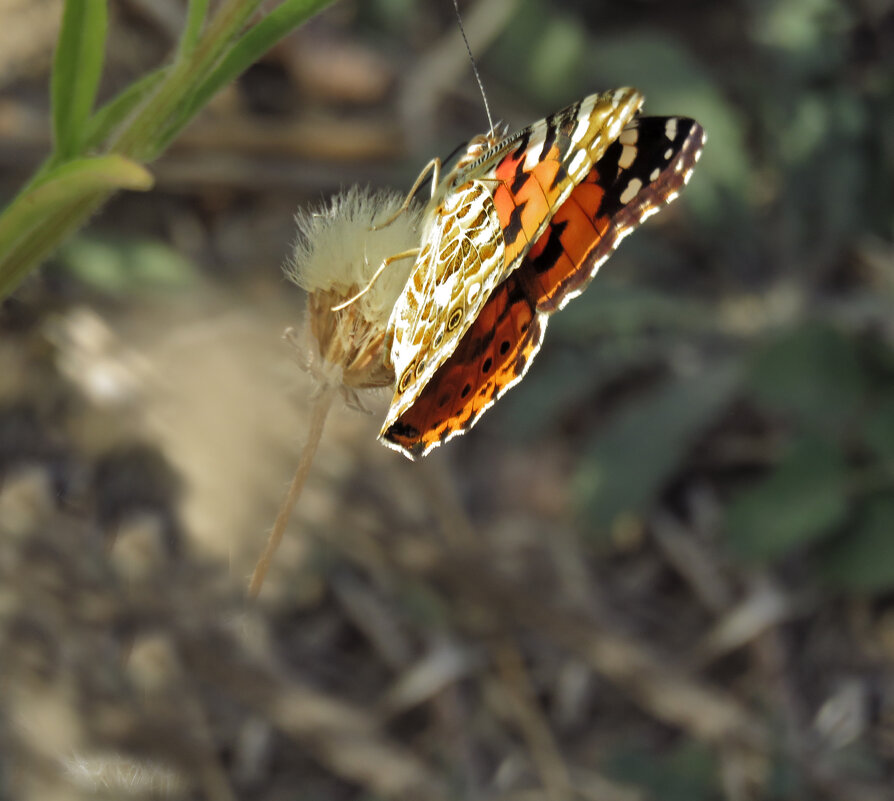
287, 186, 421, 393
289, 186, 420, 323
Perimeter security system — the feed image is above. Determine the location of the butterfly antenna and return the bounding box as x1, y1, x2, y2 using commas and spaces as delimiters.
452, 0, 495, 136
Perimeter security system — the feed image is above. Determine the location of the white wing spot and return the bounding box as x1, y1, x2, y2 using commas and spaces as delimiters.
607, 117, 623, 141
433, 273, 456, 309
618, 127, 638, 146
618, 144, 637, 169
619, 177, 643, 204
649, 167, 661, 182
568, 148, 589, 180
572, 113, 594, 146
579, 95, 597, 118
522, 121, 548, 169
665, 118, 678, 141
664, 148, 674, 160
571, 97, 599, 145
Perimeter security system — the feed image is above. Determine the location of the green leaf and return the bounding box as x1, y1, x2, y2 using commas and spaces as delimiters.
861, 394, 894, 465
819, 498, 894, 592
0, 156, 153, 259
726, 436, 848, 561
153, 0, 337, 155
529, 17, 587, 99
58, 235, 197, 293
578, 30, 751, 217
492, 347, 651, 441
179, 0, 210, 59
83, 67, 169, 151
574, 362, 741, 539
52, 0, 108, 158
551, 279, 711, 340
747, 322, 867, 430
606, 740, 717, 801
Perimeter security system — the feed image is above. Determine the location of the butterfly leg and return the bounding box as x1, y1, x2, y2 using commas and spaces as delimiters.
330, 248, 420, 311
371, 158, 442, 230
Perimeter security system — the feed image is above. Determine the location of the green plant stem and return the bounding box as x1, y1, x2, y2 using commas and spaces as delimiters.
110, 0, 266, 160
0, 156, 152, 297
179, 0, 211, 59
0, 0, 335, 299
0, 195, 106, 295
0, 157, 152, 254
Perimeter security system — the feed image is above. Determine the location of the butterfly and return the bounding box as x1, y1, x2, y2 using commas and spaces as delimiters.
379, 88, 705, 459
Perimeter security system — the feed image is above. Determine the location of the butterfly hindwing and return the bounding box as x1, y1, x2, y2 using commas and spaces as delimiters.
381, 114, 706, 458
383, 274, 543, 458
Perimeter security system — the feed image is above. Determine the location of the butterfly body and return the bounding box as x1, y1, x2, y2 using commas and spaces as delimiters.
380, 89, 704, 459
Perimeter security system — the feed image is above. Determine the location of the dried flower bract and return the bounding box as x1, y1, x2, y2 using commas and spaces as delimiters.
288, 187, 420, 404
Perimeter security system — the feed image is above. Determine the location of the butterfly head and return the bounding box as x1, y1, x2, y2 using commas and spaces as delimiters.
451, 129, 504, 173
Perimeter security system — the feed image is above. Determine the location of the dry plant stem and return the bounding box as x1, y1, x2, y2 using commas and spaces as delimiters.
247, 384, 337, 599
178, 633, 445, 799
492, 637, 572, 800
418, 468, 570, 794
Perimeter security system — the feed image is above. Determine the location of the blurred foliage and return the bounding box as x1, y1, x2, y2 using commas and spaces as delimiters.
0, 0, 336, 299
747, 323, 867, 431
443, 0, 894, 595
574, 363, 742, 540
2, 0, 894, 798
59, 235, 198, 293
607, 739, 718, 801
726, 435, 849, 561
820, 498, 894, 591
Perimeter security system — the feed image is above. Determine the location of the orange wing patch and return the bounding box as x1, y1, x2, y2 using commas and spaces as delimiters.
521, 116, 706, 314
493, 146, 564, 266
520, 170, 611, 312
383, 275, 544, 458
487, 89, 642, 272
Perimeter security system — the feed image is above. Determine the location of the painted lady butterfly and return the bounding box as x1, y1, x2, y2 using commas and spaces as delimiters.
380, 88, 705, 458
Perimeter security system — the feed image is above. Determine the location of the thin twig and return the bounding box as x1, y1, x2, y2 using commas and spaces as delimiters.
247, 384, 337, 599
491, 637, 572, 801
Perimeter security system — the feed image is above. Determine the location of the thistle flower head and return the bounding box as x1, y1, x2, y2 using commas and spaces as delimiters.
287, 186, 421, 399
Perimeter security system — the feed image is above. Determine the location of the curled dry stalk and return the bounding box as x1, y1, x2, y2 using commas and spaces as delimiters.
247, 187, 422, 599
247, 384, 337, 599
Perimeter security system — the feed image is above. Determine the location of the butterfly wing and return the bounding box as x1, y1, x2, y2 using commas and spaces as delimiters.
381, 116, 706, 458
383, 88, 644, 436
521, 115, 705, 312
385, 180, 506, 409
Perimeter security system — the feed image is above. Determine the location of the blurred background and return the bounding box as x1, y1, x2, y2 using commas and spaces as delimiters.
1, 0, 893, 799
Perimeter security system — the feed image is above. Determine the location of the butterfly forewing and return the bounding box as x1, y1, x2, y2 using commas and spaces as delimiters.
381, 114, 706, 459
489, 89, 643, 268
386, 181, 505, 396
